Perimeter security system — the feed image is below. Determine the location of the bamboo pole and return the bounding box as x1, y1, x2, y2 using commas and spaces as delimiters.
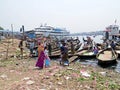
6, 34, 9, 59
11, 24, 14, 45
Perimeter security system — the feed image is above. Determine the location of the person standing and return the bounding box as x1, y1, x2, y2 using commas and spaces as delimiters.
48, 42, 52, 56
70, 41, 75, 54
60, 42, 69, 65
110, 41, 116, 50
18, 40, 23, 57
29, 40, 34, 57
35, 42, 45, 69
44, 46, 50, 67
110, 41, 116, 57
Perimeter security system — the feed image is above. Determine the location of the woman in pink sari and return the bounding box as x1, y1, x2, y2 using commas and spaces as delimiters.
35, 42, 46, 69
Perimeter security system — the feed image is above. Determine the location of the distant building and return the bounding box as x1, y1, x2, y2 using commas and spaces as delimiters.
0, 29, 20, 39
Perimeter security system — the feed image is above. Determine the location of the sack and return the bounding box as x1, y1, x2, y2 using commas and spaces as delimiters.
45, 59, 50, 67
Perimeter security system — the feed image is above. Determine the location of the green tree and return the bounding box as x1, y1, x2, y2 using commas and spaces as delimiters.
0, 26, 4, 30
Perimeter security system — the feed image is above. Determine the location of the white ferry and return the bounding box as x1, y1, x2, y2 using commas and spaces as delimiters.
25, 25, 70, 40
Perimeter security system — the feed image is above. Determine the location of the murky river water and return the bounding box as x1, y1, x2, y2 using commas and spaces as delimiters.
71, 35, 120, 73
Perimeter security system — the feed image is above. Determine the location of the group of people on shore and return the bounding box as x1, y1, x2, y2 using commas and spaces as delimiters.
19, 36, 114, 69
82, 36, 117, 55
35, 38, 73, 68
18, 38, 51, 69
35, 41, 51, 69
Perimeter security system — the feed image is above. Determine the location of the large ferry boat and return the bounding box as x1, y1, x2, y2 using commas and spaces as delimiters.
25, 25, 70, 40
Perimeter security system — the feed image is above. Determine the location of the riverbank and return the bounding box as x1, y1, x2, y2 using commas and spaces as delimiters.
0, 57, 120, 90
0, 39, 120, 90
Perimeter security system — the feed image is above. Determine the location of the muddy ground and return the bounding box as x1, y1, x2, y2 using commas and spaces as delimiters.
0, 39, 120, 90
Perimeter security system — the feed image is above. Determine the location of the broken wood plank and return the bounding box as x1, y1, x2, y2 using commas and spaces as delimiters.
69, 56, 78, 64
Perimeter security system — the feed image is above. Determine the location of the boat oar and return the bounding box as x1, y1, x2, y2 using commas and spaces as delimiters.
111, 48, 116, 58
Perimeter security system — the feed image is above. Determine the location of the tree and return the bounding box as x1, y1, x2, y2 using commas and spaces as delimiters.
0, 26, 4, 30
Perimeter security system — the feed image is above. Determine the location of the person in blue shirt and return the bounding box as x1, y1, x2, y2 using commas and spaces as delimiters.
110, 41, 116, 57
110, 41, 116, 50
60, 42, 69, 65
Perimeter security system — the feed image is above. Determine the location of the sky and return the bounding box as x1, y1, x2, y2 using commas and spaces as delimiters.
0, 0, 120, 33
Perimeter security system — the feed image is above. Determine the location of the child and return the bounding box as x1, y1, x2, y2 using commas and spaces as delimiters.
44, 46, 50, 67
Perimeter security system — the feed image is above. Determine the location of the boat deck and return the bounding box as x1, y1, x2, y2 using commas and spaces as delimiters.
97, 51, 115, 61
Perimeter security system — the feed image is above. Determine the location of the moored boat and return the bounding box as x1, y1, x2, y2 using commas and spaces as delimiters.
49, 43, 81, 59
115, 43, 120, 58
76, 48, 97, 59
96, 48, 118, 66
115, 50, 120, 58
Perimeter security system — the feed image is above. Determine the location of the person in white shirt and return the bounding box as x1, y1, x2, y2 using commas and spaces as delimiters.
44, 46, 50, 67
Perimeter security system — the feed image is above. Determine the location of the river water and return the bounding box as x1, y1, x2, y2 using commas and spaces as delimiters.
71, 35, 120, 73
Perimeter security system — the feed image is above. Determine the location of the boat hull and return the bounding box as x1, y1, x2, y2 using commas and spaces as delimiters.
96, 48, 118, 67
76, 48, 96, 59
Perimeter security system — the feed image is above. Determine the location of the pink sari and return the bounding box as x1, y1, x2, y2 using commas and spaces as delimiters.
36, 51, 46, 68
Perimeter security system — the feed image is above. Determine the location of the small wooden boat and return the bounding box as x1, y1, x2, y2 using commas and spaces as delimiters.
49, 50, 61, 58
96, 48, 118, 66
115, 43, 120, 57
76, 48, 96, 59
115, 44, 120, 50
75, 43, 82, 51
49, 43, 82, 59
115, 50, 120, 58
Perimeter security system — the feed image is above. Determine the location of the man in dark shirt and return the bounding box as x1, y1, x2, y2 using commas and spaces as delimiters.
60, 42, 69, 65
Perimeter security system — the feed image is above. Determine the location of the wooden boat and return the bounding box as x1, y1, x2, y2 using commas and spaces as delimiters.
49, 50, 61, 58
75, 43, 82, 51
76, 48, 96, 59
49, 43, 82, 58
96, 48, 118, 66
115, 50, 120, 58
115, 43, 120, 58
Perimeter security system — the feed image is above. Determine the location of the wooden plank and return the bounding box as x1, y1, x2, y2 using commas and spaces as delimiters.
69, 56, 78, 64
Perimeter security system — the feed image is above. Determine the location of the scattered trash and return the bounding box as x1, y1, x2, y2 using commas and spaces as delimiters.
64, 76, 70, 80
67, 67, 73, 70
23, 77, 30, 81
44, 76, 50, 79
10, 70, 15, 72
26, 80, 35, 85
0, 74, 7, 79
80, 70, 91, 77
57, 82, 62, 85
54, 73, 62, 77
23, 62, 26, 64
99, 72, 107, 76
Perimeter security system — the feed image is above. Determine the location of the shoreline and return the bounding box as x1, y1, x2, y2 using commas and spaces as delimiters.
0, 38, 120, 89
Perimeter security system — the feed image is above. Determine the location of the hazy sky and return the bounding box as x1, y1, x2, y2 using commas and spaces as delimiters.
0, 0, 120, 33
